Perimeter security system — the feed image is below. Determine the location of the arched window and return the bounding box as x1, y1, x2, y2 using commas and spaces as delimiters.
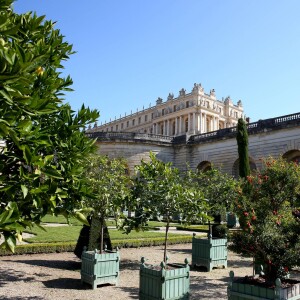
283, 150, 300, 164
197, 161, 212, 172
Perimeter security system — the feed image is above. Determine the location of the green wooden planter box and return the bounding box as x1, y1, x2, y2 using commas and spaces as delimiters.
139, 257, 190, 300
192, 233, 227, 271
81, 248, 120, 289
228, 271, 300, 300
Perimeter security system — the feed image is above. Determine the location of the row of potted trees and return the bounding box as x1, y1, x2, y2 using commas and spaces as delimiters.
78, 152, 300, 300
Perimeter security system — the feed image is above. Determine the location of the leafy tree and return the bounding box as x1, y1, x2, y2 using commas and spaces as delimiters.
192, 167, 240, 223
231, 157, 300, 284
236, 118, 250, 178
125, 152, 209, 263
0, 0, 99, 251
81, 154, 131, 254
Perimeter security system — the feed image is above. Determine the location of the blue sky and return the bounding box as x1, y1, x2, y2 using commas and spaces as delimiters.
14, 0, 300, 123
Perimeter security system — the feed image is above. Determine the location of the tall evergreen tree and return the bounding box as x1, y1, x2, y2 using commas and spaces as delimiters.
236, 118, 250, 178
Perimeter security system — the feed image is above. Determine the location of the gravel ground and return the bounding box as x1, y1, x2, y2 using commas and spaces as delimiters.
0, 243, 256, 300
1, 242, 299, 300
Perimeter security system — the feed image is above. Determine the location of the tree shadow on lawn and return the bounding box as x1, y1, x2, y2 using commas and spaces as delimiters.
2, 258, 81, 271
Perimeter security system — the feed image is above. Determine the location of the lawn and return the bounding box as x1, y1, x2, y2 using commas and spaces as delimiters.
41, 214, 116, 227
40, 215, 180, 228
24, 225, 188, 244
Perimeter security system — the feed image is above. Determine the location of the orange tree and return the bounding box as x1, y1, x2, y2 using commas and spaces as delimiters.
81, 154, 131, 253
124, 152, 209, 263
192, 167, 240, 224
0, 0, 99, 251
231, 157, 300, 284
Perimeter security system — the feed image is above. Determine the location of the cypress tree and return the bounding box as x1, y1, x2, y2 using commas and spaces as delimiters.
236, 118, 250, 178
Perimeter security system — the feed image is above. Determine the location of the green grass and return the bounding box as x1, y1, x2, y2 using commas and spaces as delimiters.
146, 221, 180, 227
177, 224, 209, 230
41, 214, 116, 226
41, 214, 180, 228
24, 225, 188, 244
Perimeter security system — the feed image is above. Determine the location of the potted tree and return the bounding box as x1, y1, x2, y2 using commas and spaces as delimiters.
229, 157, 300, 299
125, 152, 209, 300
191, 167, 239, 271
80, 154, 131, 289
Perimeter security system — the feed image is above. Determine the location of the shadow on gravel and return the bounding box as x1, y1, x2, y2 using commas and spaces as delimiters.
0, 268, 37, 287
167, 247, 192, 255
1, 297, 43, 300
120, 259, 140, 271
43, 277, 84, 290
117, 286, 139, 299
228, 258, 252, 269
2, 259, 81, 271
190, 276, 228, 299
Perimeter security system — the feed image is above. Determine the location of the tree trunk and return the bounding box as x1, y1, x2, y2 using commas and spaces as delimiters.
163, 216, 170, 264
100, 216, 104, 254
87, 216, 112, 253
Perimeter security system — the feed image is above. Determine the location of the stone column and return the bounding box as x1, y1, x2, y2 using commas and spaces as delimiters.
188, 113, 191, 132
197, 113, 201, 133
215, 116, 219, 131
193, 113, 196, 133
175, 117, 178, 135
167, 119, 170, 136
203, 113, 206, 133
179, 116, 183, 134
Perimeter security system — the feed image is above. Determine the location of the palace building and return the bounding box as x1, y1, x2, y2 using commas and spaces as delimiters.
88, 83, 244, 136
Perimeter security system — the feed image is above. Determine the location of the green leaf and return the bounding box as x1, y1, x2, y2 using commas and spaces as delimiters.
5, 234, 16, 253
42, 167, 63, 179
18, 120, 33, 133
21, 185, 28, 198
0, 123, 9, 136
8, 128, 20, 148
0, 89, 13, 104
74, 211, 89, 226
22, 145, 32, 164
0, 210, 12, 224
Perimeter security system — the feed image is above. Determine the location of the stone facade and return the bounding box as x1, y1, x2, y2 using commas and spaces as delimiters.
88, 83, 244, 137
88, 112, 300, 176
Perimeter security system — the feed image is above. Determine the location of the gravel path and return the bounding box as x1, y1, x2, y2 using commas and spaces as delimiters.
0, 243, 256, 300
1, 242, 299, 300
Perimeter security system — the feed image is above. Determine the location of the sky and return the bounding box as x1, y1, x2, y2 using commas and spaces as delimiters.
14, 0, 300, 124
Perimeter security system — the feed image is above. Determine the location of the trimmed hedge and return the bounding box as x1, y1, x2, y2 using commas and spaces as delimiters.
0, 242, 77, 256
176, 226, 208, 233
0, 235, 192, 256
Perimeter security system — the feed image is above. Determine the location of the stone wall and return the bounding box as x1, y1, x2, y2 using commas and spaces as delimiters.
94, 113, 300, 176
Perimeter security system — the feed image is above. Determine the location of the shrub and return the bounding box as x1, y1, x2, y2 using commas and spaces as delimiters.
211, 224, 229, 238
231, 157, 300, 283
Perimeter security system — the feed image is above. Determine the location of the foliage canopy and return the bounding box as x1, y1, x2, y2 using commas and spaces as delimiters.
231, 157, 300, 283
0, 0, 99, 251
